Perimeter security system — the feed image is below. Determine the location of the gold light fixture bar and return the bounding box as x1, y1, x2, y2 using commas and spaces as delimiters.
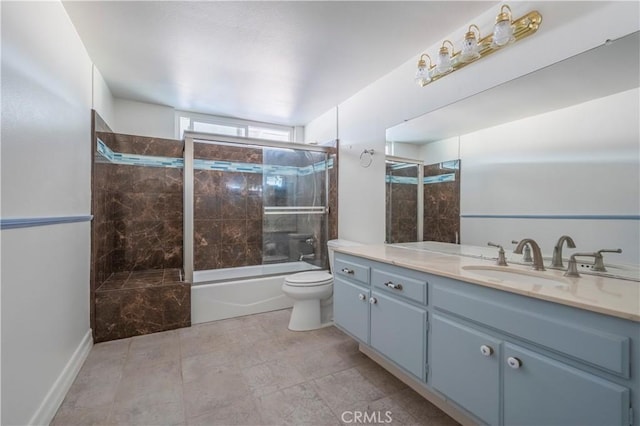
417, 7, 542, 87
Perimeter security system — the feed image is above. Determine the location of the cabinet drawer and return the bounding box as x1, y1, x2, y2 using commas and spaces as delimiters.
433, 284, 630, 377
372, 268, 427, 305
334, 257, 370, 285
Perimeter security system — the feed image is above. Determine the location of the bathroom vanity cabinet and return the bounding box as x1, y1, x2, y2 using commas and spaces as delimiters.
334, 256, 427, 380
333, 251, 639, 426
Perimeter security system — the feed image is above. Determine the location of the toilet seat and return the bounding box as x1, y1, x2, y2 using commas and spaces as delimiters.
284, 271, 332, 287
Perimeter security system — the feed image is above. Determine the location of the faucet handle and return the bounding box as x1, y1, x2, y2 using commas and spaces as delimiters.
597, 248, 622, 255
488, 242, 508, 266
593, 249, 622, 272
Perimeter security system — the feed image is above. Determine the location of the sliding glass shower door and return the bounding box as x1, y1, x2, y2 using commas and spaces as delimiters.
183, 132, 331, 283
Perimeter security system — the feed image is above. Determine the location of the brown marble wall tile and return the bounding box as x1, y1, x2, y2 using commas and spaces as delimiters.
423, 161, 461, 243
194, 170, 221, 195
194, 168, 263, 270
91, 125, 188, 343
194, 143, 262, 164
386, 172, 419, 244
220, 220, 248, 245
247, 196, 263, 219
194, 195, 220, 219
328, 151, 338, 241
95, 280, 190, 342
220, 173, 248, 196
111, 133, 183, 157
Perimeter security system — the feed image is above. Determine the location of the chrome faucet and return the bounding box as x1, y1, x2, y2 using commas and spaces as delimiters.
487, 242, 508, 266
513, 239, 545, 271
512, 240, 532, 263
564, 249, 622, 277
299, 253, 316, 261
550, 235, 576, 268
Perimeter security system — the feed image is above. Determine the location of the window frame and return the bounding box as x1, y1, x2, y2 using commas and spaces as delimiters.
175, 110, 294, 142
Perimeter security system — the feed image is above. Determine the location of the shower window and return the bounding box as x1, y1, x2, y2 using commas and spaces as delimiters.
177, 111, 293, 142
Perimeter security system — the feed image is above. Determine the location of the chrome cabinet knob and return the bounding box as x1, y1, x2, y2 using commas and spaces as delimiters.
369, 297, 377, 305
507, 356, 522, 369
480, 345, 493, 357
358, 293, 366, 301
341, 268, 354, 275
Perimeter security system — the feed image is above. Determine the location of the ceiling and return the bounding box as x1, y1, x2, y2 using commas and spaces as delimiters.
62, 1, 495, 126
386, 31, 640, 144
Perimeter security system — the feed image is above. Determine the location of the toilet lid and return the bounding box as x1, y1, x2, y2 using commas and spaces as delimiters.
285, 271, 333, 287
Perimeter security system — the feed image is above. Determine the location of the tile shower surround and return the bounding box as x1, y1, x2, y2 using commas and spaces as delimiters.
91, 121, 339, 341
95, 269, 190, 342
423, 161, 461, 243
193, 144, 264, 270
386, 165, 419, 244
94, 132, 184, 273
92, 126, 188, 342
193, 142, 338, 271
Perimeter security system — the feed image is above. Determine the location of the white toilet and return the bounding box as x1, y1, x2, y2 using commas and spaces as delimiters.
282, 239, 361, 331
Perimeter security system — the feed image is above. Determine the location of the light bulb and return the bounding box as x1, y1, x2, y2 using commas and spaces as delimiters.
435, 41, 453, 75
460, 24, 481, 62
492, 5, 515, 48
415, 54, 431, 86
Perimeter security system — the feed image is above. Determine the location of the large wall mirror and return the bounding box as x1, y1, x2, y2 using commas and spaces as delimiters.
385, 31, 640, 264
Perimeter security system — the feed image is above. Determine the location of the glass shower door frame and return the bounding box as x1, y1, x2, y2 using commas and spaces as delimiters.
183, 131, 333, 283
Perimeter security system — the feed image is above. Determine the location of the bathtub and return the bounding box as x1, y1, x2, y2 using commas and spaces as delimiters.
191, 261, 322, 324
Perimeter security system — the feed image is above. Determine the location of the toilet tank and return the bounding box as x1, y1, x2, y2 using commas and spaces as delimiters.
327, 239, 362, 273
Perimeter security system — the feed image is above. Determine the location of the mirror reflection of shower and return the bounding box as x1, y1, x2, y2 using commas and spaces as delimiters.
184, 134, 332, 284
385, 156, 424, 243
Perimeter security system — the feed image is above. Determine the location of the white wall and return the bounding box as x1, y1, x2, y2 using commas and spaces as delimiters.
390, 142, 420, 160
1, 2, 93, 424
304, 106, 338, 144
304, 1, 640, 245
460, 88, 640, 264
92, 65, 115, 128
113, 98, 175, 139
419, 137, 460, 165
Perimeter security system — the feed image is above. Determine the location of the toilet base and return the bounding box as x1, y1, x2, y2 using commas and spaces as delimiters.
288, 299, 330, 331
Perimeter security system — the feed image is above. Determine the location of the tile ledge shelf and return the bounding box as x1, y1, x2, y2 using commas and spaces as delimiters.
1, 215, 93, 230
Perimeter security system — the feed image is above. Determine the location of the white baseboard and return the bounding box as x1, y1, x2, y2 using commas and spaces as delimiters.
28, 329, 93, 426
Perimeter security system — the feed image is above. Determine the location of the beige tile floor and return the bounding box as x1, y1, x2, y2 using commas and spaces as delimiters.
53, 309, 459, 426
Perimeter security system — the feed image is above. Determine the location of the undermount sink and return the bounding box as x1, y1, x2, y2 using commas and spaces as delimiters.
462, 265, 570, 288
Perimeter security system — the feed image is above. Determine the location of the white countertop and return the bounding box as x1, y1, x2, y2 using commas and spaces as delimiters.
335, 244, 640, 322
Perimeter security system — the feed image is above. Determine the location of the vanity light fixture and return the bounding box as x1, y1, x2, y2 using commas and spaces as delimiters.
414, 54, 432, 87
460, 25, 481, 62
414, 4, 542, 87
434, 40, 454, 76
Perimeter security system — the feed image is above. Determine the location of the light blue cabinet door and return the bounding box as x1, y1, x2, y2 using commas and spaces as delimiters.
370, 291, 426, 380
430, 314, 501, 425
504, 343, 630, 426
334, 277, 369, 343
